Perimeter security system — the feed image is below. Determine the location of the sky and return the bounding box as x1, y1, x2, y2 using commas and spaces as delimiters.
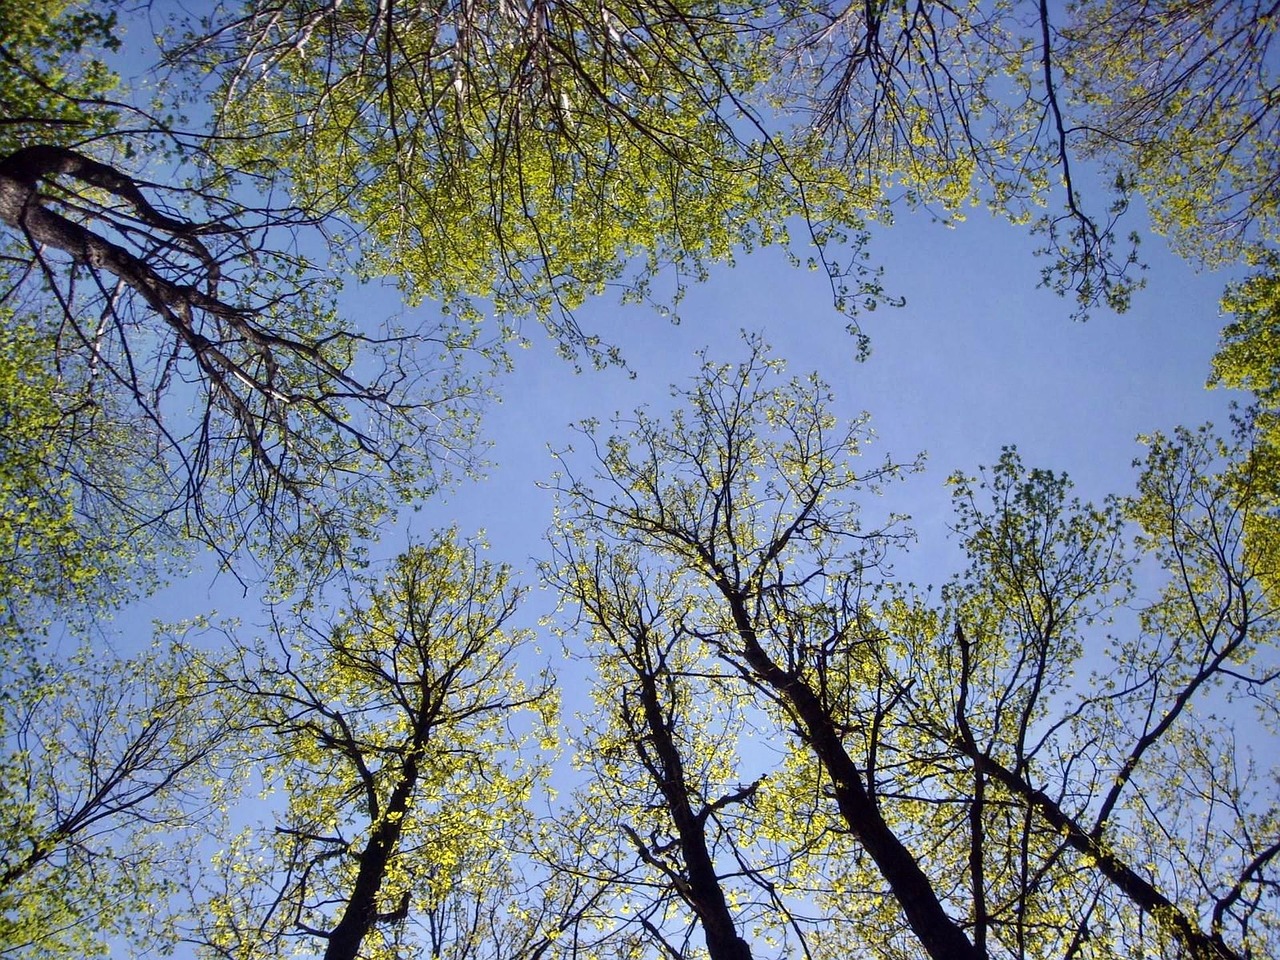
94, 177, 1250, 956
39, 8, 1267, 957
118, 195, 1243, 639
96, 0, 1247, 642
101, 176, 1251, 952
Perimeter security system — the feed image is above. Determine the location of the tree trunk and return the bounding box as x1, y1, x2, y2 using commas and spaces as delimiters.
721, 586, 984, 960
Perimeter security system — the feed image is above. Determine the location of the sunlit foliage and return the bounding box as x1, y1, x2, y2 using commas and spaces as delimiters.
186, 530, 556, 960
1, 2, 1277, 958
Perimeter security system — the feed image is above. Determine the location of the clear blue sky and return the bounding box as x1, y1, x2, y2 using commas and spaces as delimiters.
119, 197, 1243, 652
100, 0, 1243, 634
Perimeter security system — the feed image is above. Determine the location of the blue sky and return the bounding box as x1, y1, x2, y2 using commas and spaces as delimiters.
0, 0, 1272, 950
97, 0, 1245, 640
64, 12, 1263, 956
117, 193, 1244, 658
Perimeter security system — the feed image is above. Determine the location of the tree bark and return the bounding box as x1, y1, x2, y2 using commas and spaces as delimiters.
322, 754, 417, 960
719, 584, 984, 960
632, 659, 754, 960
0, 145, 232, 324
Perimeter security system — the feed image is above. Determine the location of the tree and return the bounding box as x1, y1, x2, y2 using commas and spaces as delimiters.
170, 0, 888, 361
1206, 256, 1280, 609
4, 5, 1277, 955
1214, 259, 1280, 425
0, 639, 227, 958
5, 0, 1276, 596
186, 529, 556, 960
0, 0, 121, 155
0, 306, 174, 643
547, 543, 768, 960
782, 0, 1278, 309
0, 1, 492, 588
175, 0, 1275, 328
550, 338, 1278, 960
776, 0, 1144, 312
1061, 0, 1279, 267
0, 1, 177, 630
920, 432, 1277, 959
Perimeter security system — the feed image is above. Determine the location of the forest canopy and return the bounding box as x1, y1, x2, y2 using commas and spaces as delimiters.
0, 1, 1277, 958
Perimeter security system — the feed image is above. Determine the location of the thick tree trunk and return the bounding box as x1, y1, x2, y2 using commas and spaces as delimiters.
720, 586, 985, 960
323, 758, 417, 960
634, 665, 754, 960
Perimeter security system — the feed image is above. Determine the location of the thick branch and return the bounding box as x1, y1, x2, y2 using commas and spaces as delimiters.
957, 743, 1242, 960
715, 580, 982, 960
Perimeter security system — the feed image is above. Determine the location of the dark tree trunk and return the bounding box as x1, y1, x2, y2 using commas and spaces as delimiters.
720, 586, 985, 960
633, 664, 754, 960
323, 757, 418, 960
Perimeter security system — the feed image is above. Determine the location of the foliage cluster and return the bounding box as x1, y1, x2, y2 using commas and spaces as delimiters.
0, 1, 1277, 959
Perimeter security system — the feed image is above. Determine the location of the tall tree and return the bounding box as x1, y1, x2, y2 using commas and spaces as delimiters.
548, 542, 780, 960
1210, 258, 1280, 604
177, 0, 1276, 326
913, 433, 1278, 959
6, 0, 1276, 596
187, 530, 556, 960
0, 1, 177, 626
0, 640, 227, 958
1061, 0, 1279, 266
0, 1, 491, 587
552, 337, 1278, 960
171, 0, 885, 361
551, 339, 980, 959
0, 305, 175, 643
